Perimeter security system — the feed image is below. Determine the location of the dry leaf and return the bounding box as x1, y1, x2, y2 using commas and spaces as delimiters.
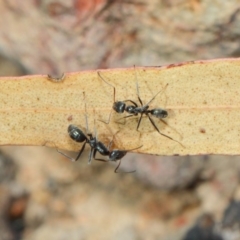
1, 58, 240, 156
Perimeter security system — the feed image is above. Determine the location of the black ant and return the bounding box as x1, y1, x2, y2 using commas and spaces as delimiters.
62, 123, 109, 164
98, 69, 183, 146
65, 124, 141, 172
58, 92, 142, 172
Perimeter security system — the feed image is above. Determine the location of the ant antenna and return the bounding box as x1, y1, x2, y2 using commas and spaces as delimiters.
114, 145, 142, 173
145, 83, 169, 107
97, 71, 115, 124
46, 141, 80, 162
134, 65, 143, 106
114, 160, 134, 173
107, 130, 120, 150
97, 71, 116, 103
134, 66, 138, 94
83, 91, 90, 134
108, 130, 142, 173
93, 118, 98, 140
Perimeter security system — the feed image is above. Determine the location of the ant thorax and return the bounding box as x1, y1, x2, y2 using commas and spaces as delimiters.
126, 105, 137, 114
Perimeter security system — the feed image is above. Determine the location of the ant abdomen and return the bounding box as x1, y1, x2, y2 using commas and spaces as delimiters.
150, 109, 168, 118
68, 125, 86, 143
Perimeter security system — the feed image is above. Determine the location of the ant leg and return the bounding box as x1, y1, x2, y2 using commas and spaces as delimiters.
88, 148, 95, 164
147, 113, 164, 134
114, 160, 121, 173
159, 119, 168, 126
160, 119, 183, 141
94, 158, 108, 162
93, 156, 108, 162
57, 141, 87, 161
114, 159, 136, 173
93, 147, 108, 162
75, 141, 88, 161
136, 113, 144, 131
147, 114, 184, 147
98, 108, 112, 124
116, 114, 134, 123
123, 114, 135, 119
116, 114, 137, 125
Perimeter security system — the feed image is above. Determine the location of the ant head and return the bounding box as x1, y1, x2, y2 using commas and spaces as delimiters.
68, 125, 87, 143
150, 108, 168, 119
109, 150, 127, 161
113, 101, 125, 113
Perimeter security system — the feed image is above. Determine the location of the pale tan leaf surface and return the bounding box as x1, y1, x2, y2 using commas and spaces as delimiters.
0, 59, 240, 156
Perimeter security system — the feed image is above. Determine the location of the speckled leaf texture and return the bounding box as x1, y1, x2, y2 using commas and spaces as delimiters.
0, 59, 239, 156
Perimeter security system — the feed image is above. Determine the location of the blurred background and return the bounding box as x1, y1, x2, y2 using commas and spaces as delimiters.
1, 0, 240, 239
